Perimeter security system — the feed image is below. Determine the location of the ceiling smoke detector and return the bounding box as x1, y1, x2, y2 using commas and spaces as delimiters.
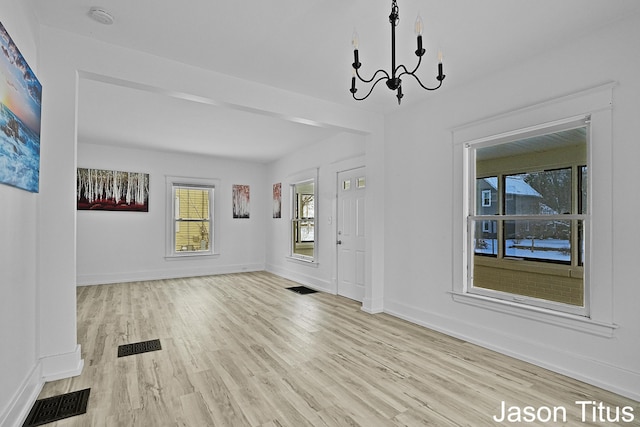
88, 7, 114, 25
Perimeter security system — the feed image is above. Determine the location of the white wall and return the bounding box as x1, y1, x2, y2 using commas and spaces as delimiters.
76, 143, 267, 285
265, 132, 366, 291
0, 3, 43, 426
383, 13, 640, 400
3, 7, 635, 427
28, 22, 384, 424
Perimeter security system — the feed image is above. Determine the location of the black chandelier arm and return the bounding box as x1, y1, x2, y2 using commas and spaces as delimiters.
395, 55, 446, 91
351, 75, 390, 101
397, 54, 422, 76
355, 67, 391, 84
394, 63, 411, 77
399, 71, 445, 91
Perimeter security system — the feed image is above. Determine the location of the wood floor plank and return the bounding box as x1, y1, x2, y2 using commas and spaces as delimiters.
35, 272, 638, 426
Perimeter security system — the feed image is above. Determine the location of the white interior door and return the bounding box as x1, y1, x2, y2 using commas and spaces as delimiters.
337, 167, 366, 302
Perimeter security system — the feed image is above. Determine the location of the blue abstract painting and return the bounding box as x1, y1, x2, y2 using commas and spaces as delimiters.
0, 21, 42, 193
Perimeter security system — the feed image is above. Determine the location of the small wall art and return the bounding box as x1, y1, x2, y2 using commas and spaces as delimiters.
0, 21, 42, 193
273, 182, 281, 218
77, 168, 149, 211
232, 184, 250, 218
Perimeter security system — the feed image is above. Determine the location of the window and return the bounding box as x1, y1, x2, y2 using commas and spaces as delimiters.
481, 189, 492, 207
291, 179, 316, 260
452, 83, 616, 335
166, 176, 218, 258
469, 122, 588, 314
174, 186, 212, 253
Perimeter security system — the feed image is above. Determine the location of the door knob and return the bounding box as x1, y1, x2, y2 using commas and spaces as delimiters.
337, 240, 342, 245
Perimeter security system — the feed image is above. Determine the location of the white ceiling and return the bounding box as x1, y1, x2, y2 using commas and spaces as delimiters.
27, 0, 640, 163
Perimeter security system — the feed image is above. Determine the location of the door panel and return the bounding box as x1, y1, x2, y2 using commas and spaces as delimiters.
337, 167, 366, 302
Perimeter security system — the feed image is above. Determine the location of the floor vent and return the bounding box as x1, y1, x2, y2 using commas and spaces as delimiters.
118, 338, 162, 357
287, 286, 318, 295
23, 388, 90, 427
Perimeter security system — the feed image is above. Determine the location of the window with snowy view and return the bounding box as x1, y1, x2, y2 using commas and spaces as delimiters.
468, 121, 589, 314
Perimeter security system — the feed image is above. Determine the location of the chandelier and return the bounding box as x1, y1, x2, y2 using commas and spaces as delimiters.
350, 0, 445, 105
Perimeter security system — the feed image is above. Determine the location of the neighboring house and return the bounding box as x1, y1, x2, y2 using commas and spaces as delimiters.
477, 176, 544, 245
478, 176, 542, 215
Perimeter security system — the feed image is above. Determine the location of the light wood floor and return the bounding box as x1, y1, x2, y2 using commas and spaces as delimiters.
36, 272, 638, 426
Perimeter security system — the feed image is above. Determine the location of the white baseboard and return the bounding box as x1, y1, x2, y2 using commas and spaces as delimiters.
40, 345, 84, 382
384, 299, 640, 402
0, 362, 43, 427
2, 348, 85, 427
362, 296, 383, 314
76, 263, 266, 286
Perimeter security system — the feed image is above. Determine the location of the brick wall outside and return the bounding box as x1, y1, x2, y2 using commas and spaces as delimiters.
473, 264, 583, 306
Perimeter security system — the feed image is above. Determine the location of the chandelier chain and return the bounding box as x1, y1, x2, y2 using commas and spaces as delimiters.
390, 0, 399, 26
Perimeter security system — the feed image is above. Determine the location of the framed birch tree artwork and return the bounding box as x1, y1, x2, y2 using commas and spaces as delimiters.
77, 168, 149, 211
232, 184, 250, 218
273, 182, 281, 218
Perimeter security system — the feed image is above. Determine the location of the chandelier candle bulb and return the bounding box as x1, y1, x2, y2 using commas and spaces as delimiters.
414, 15, 425, 56
414, 14, 423, 35
351, 31, 361, 69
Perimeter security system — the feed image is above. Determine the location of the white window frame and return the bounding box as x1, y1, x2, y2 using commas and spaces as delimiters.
451, 83, 617, 337
165, 176, 220, 259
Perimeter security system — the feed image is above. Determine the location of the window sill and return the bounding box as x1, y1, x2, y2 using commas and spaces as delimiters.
449, 291, 617, 338
286, 255, 318, 267
165, 252, 220, 261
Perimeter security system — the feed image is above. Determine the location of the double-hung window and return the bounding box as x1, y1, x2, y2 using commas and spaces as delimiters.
291, 179, 316, 261
174, 185, 212, 253
453, 83, 616, 335
468, 120, 588, 314
166, 176, 218, 258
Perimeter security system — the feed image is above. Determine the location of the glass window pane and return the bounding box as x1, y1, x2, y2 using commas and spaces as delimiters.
476, 177, 498, 215
292, 220, 314, 257
505, 169, 571, 215
176, 220, 210, 252
300, 194, 314, 218
292, 180, 316, 260
472, 219, 498, 256
578, 220, 585, 266
299, 220, 314, 242
342, 180, 351, 190
176, 188, 210, 219
357, 177, 366, 188
580, 165, 588, 214
504, 219, 571, 263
